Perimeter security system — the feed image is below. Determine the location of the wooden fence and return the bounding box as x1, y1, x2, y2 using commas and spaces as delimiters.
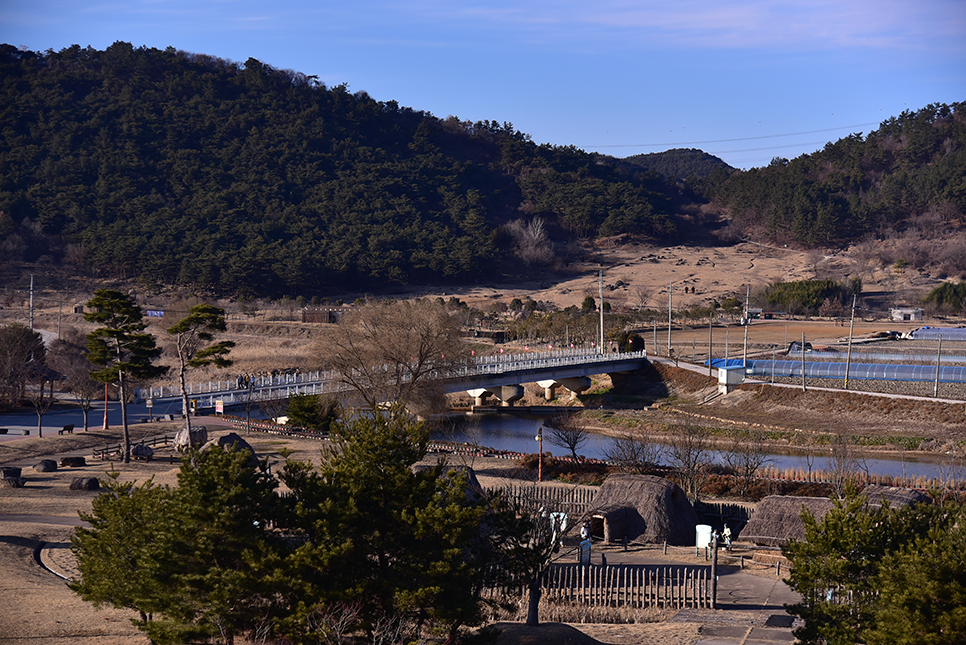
696, 500, 754, 525
493, 563, 713, 609
488, 483, 596, 516
92, 434, 176, 460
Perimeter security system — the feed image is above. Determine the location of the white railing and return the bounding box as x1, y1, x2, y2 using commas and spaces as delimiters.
135, 349, 648, 408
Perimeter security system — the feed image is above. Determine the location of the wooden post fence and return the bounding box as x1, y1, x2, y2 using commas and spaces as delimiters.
534, 564, 712, 609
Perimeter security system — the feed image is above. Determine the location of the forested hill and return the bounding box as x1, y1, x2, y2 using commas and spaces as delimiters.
621, 148, 733, 180
702, 102, 966, 248
0, 42, 687, 297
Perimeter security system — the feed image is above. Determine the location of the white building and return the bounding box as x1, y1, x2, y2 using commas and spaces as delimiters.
891, 307, 923, 322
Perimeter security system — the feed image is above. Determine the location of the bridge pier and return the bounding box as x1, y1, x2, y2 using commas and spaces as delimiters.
467, 385, 525, 406
537, 376, 592, 401
467, 388, 492, 407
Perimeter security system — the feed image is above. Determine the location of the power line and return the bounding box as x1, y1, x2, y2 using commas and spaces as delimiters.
705, 140, 829, 155
584, 122, 879, 149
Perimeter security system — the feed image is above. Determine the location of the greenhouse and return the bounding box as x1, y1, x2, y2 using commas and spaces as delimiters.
744, 360, 966, 383
905, 327, 966, 341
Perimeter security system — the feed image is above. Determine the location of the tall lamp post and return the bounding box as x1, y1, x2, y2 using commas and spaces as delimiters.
102, 383, 110, 430
535, 426, 544, 482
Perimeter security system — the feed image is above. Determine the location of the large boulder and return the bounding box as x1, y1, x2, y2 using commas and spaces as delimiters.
60, 457, 87, 468
131, 444, 154, 461
69, 477, 100, 491
174, 424, 208, 451
0, 467, 22, 478
200, 432, 258, 467
34, 460, 57, 473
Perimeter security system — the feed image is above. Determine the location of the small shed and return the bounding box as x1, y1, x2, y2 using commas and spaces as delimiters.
891, 307, 923, 322
580, 474, 698, 546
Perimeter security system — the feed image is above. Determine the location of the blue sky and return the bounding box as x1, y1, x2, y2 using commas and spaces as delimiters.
2, 0, 964, 169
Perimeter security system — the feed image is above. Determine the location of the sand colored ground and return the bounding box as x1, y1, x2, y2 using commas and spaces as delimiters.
421, 240, 942, 314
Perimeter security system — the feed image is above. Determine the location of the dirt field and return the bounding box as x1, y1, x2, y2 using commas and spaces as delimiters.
412, 240, 943, 314
9, 239, 958, 382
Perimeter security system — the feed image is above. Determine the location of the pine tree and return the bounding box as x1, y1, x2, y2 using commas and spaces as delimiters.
84, 289, 167, 462
279, 407, 494, 642
166, 303, 234, 431
69, 473, 175, 635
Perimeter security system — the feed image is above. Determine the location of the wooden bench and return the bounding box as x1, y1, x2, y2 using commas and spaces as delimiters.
58, 424, 75, 435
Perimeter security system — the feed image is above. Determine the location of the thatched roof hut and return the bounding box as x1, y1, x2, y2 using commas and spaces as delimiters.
580, 474, 697, 546
861, 485, 932, 508
740, 496, 833, 547
742, 488, 932, 547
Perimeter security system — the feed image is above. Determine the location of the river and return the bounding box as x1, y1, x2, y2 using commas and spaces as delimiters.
431, 413, 961, 482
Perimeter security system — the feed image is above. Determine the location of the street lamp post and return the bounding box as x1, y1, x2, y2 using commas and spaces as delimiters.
535, 426, 544, 482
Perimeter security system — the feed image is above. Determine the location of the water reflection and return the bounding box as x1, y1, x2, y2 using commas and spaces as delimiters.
431, 413, 959, 481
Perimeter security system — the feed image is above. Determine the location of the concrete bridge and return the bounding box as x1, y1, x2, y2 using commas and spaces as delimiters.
136, 349, 650, 412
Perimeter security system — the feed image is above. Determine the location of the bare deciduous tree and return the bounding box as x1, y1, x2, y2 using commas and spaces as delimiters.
633, 285, 652, 312
506, 217, 554, 266
828, 434, 859, 498
258, 396, 290, 424
934, 446, 965, 505
544, 411, 589, 461
604, 429, 663, 474
0, 323, 45, 407
667, 416, 713, 502
48, 335, 102, 431
724, 429, 771, 498
322, 299, 468, 414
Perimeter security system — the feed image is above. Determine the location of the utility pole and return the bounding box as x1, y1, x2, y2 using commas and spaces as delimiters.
844, 295, 856, 390
28, 274, 34, 331
743, 322, 749, 368
934, 337, 943, 397
801, 332, 807, 392
708, 318, 713, 377
598, 266, 605, 355
745, 284, 750, 323
667, 278, 672, 357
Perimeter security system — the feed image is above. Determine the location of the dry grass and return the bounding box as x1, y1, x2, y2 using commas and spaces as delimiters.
490, 596, 675, 625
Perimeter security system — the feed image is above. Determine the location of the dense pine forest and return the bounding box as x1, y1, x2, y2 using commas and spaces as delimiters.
0, 43, 685, 297
702, 102, 966, 248
1, 42, 963, 298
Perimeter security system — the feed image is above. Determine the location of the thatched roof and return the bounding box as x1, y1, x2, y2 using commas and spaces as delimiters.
861, 485, 932, 508
740, 496, 834, 547
580, 474, 697, 546
742, 488, 932, 547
